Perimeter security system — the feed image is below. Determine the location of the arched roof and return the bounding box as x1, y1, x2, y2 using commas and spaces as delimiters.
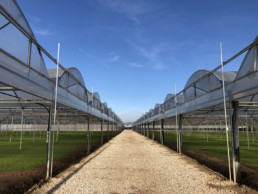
0, 0, 49, 77
154, 103, 160, 109
93, 92, 101, 101
48, 67, 85, 87
185, 69, 236, 88
48, 67, 86, 100
236, 36, 258, 79
0, 0, 35, 38
164, 93, 175, 102
184, 69, 236, 102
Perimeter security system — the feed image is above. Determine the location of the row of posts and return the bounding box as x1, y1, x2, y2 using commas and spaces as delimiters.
45, 104, 119, 180
134, 101, 240, 184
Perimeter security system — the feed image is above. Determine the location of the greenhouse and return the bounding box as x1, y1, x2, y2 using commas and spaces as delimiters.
0, 0, 123, 188
133, 36, 258, 184
1, 0, 258, 193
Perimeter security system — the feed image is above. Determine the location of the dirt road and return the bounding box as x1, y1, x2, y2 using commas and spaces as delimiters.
32, 130, 254, 193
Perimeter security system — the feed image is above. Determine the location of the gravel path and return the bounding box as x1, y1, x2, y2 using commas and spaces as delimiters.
32, 130, 255, 194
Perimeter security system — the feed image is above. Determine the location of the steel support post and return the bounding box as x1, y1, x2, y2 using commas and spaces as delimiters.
145, 123, 147, 136
144, 123, 146, 136
152, 122, 155, 140
27, 39, 32, 68
101, 119, 103, 145
112, 123, 114, 137
231, 101, 240, 183
46, 104, 52, 180
147, 123, 149, 138
87, 116, 91, 154
107, 121, 110, 141
19, 109, 24, 150
160, 119, 164, 145
178, 114, 183, 154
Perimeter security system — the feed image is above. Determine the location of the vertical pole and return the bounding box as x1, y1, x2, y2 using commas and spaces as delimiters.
19, 109, 24, 150
101, 119, 103, 145
112, 123, 114, 137
9, 116, 13, 142
175, 83, 179, 153
46, 104, 52, 180
33, 120, 36, 143
231, 101, 240, 183
220, 120, 223, 139
152, 122, 155, 140
178, 114, 183, 154
107, 121, 110, 141
144, 123, 146, 136
251, 117, 254, 143
160, 119, 164, 145
220, 41, 232, 182
5, 118, 8, 137
147, 123, 149, 138
87, 116, 91, 154
245, 113, 250, 150
56, 121, 60, 142
27, 39, 32, 68
50, 43, 60, 178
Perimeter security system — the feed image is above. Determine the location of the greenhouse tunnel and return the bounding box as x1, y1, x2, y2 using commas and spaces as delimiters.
0, 0, 124, 182
133, 35, 258, 184
2, 0, 258, 192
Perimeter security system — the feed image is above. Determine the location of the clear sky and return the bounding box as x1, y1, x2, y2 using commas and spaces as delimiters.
18, 0, 258, 123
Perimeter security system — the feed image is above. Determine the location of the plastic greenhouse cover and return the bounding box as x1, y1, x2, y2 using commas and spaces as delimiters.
0, 1, 122, 125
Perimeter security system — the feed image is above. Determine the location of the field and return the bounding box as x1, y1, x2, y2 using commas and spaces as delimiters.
146, 129, 258, 188
156, 130, 258, 169
0, 130, 119, 193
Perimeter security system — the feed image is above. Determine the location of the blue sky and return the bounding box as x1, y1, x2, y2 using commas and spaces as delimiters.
18, 0, 258, 122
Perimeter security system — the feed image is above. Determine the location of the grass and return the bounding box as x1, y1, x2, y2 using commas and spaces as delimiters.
0, 130, 118, 171
150, 130, 258, 170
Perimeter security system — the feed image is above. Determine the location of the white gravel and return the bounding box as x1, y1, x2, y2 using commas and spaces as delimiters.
32, 130, 255, 194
